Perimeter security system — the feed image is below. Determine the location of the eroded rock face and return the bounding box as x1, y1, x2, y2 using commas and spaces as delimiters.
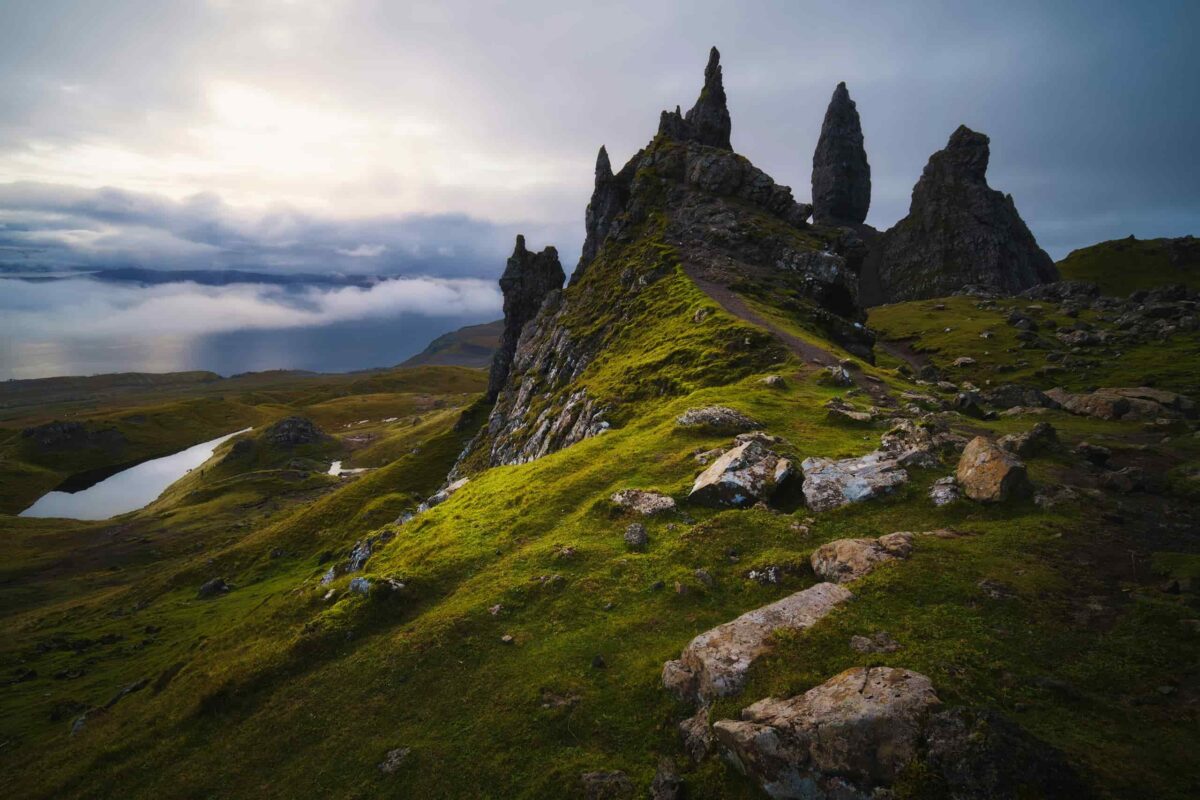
688, 439, 792, 507
714, 667, 940, 798
956, 437, 1029, 502
801, 452, 908, 512
811, 82, 870, 226
265, 416, 325, 446
487, 235, 566, 400
574, 146, 632, 283
810, 532, 914, 583
863, 125, 1057, 305
662, 582, 852, 702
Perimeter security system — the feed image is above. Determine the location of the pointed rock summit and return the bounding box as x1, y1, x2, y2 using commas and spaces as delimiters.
575, 145, 630, 282
684, 46, 732, 150
486, 235, 565, 400
811, 82, 871, 226
861, 125, 1057, 304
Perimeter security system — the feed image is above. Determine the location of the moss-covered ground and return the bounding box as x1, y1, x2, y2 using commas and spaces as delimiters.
2, 252, 1198, 798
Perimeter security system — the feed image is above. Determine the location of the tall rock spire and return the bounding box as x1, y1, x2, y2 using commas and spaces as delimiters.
862, 125, 1057, 304
487, 235, 565, 400
573, 144, 630, 283
811, 82, 870, 226
683, 46, 732, 150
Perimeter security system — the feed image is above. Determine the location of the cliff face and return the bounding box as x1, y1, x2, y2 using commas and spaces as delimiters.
861, 125, 1057, 305
811, 82, 871, 226
456, 49, 862, 474
486, 236, 564, 401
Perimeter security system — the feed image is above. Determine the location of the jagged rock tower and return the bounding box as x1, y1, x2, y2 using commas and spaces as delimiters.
861, 125, 1057, 305
455, 48, 868, 475
811, 82, 871, 226
486, 235, 564, 401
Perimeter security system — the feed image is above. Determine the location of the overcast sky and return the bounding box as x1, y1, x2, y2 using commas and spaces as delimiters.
1, 0, 1197, 277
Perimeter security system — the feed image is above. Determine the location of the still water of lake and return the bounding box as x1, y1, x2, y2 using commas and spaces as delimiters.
20, 428, 253, 520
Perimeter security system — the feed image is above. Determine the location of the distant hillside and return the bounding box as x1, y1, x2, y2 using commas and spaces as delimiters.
401, 319, 502, 368
1057, 235, 1199, 295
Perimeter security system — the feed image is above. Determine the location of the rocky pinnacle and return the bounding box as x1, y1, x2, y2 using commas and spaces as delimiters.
863, 124, 1057, 304
684, 46, 732, 150
811, 82, 870, 226
575, 145, 627, 282
486, 235, 565, 401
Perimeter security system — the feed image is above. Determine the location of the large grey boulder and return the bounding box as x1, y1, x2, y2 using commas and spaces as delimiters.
688, 439, 792, 507
486, 236, 565, 400
801, 452, 908, 512
811, 82, 870, 226
862, 125, 1057, 305
676, 405, 760, 433
611, 489, 676, 516
810, 532, 914, 583
662, 582, 852, 702
714, 667, 941, 798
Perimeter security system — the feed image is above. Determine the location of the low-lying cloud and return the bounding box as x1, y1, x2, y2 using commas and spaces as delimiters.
0, 274, 501, 340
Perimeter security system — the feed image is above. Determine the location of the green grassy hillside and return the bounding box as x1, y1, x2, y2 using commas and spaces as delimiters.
1057, 235, 1200, 295
2, 254, 1198, 799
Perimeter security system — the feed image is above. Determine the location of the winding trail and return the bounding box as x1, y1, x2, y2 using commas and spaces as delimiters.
686, 270, 890, 402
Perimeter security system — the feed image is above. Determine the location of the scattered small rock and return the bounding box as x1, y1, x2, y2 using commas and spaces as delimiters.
623, 523, 649, 550
378, 747, 411, 774
850, 631, 902, 653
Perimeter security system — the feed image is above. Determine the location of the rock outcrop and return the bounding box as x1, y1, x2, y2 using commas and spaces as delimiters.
658, 46, 732, 151
810, 531, 914, 583
662, 582, 852, 702
714, 667, 941, 798
811, 82, 870, 226
862, 125, 1057, 305
486, 236, 565, 400
801, 452, 908, 512
265, 416, 326, 447
687, 438, 792, 507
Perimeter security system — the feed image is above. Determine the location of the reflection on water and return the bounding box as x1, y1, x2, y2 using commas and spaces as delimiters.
20, 428, 253, 520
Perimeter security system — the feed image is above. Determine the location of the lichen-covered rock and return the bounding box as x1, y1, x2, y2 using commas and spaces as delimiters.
676, 405, 760, 433
611, 490, 676, 516
956, 437, 1029, 502
929, 475, 962, 506
801, 452, 908, 512
714, 667, 941, 798
811, 82, 870, 226
862, 125, 1057, 305
487, 235, 565, 400
688, 439, 792, 507
417, 477, 469, 513
623, 523, 649, 550
810, 532, 914, 583
661, 582, 852, 702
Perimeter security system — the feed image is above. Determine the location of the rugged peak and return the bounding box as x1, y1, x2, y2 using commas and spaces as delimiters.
594, 145, 612, 181
861, 125, 1057, 304
932, 124, 990, 184
811, 81, 871, 226
486, 236, 565, 401
683, 46, 732, 150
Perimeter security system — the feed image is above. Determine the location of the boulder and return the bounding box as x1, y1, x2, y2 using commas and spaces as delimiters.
676, 405, 760, 433
1046, 388, 1130, 420
810, 532, 914, 583
688, 439, 793, 507
811, 82, 871, 226
197, 578, 230, 599
623, 523, 649, 551
417, 477, 470, 513
679, 706, 716, 762
611, 490, 676, 516
929, 476, 962, 506
981, 383, 1059, 411
662, 583, 852, 702
650, 758, 683, 800
801, 452, 908, 512
956, 437, 1029, 502
997, 421, 1058, 457
714, 667, 941, 797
